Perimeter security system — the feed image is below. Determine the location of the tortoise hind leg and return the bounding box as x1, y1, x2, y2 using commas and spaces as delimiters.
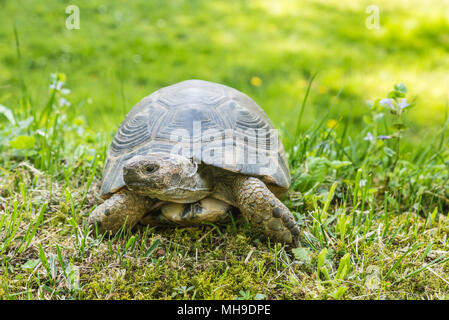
228, 176, 300, 246
88, 189, 154, 234
156, 198, 231, 226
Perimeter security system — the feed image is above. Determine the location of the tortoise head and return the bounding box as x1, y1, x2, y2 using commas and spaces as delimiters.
123, 153, 212, 203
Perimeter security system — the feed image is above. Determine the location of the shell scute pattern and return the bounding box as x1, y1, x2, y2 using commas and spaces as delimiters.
101, 80, 290, 197
158, 86, 228, 108
109, 103, 168, 156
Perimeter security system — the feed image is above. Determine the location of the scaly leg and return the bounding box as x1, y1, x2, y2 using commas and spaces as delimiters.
88, 188, 153, 234
229, 176, 300, 246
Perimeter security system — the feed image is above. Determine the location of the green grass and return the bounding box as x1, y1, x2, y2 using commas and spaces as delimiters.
1, 0, 449, 300
1, 0, 449, 135
1, 74, 449, 299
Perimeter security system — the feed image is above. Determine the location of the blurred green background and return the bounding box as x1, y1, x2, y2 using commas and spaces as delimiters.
1, 0, 448, 137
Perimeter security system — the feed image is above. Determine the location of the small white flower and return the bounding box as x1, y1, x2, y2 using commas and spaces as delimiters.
49, 81, 64, 91
379, 98, 394, 109
359, 179, 367, 187
363, 132, 375, 142
36, 129, 47, 137
398, 98, 410, 110
59, 97, 71, 107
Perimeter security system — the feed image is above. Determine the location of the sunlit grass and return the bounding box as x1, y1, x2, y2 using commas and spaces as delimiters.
0, 0, 448, 136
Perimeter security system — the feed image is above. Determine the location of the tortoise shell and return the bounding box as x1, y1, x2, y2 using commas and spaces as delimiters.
100, 80, 290, 198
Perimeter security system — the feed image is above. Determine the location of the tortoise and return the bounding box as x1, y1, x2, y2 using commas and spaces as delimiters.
88, 80, 300, 245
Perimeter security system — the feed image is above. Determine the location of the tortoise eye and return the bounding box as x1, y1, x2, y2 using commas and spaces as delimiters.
145, 164, 159, 174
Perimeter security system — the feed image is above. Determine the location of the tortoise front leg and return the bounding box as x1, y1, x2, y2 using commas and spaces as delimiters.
228, 176, 300, 246
88, 188, 154, 234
